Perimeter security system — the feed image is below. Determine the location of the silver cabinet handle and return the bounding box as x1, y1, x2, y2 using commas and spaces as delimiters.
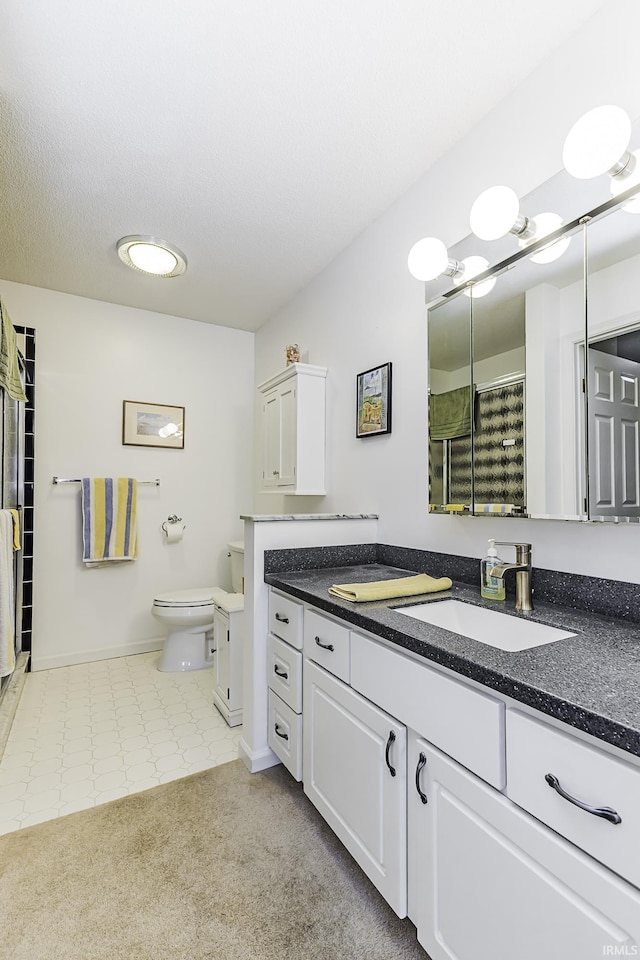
315, 635, 334, 652
545, 773, 622, 824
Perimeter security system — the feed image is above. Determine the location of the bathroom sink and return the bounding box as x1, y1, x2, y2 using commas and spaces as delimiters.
394, 599, 576, 652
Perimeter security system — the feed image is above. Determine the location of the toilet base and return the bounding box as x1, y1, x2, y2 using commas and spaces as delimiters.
158, 628, 213, 672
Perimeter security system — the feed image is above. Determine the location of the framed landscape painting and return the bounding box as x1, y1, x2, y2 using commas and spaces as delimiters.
356, 362, 392, 438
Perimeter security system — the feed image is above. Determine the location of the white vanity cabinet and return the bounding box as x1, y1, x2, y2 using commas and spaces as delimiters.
258, 363, 327, 496
408, 734, 640, 960
268, 588, 640, 959
212, 601, 244, 727
303, 658, 407, 917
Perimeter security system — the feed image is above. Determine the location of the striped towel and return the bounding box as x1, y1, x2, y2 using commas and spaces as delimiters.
473, 503, 515, 514
81, 478, 137, 566
0, 511, 15, 677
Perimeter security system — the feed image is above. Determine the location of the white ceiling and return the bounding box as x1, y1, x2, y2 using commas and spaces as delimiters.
0, 1, 610, 332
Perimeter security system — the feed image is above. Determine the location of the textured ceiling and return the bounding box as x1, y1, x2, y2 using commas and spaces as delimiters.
0, 1, 610, 331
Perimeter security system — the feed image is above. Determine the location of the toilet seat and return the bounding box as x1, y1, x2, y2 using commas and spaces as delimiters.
153, 587, 215, 608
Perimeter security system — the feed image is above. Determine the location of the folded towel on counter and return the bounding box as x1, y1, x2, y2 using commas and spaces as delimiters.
0, 511, 15, 677
328, 573, 452, 603
8, 509, 20, 550
81, 478, 138, 566
0, 298, 27, 403
429, 386, 474, 440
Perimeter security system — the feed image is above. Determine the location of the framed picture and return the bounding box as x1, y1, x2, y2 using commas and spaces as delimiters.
356, 362, 392, 438
122, 400, 185, 449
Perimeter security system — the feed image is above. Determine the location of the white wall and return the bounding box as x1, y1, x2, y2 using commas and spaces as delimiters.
254, 0, 640, 583
0, 280, 254, 669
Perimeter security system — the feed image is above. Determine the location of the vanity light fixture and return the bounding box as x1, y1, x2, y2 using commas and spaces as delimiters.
407, 239, 496, 297
116, 235, 187, 278
563, 105, 640, 214
470, 186, 536, 242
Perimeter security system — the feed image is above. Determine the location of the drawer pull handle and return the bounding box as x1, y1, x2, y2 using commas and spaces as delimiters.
274, 723, 289, 741
315, 635, 335, 652
544, 773, 622, 825
385, 730, 397, 777
275, 613, 290, 624
415, 752, 428, 804
274, 665, 289, 679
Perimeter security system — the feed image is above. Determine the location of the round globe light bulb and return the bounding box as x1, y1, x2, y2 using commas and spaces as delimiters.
519, 212, 571, 264
470, 185, 520, 242
563, 105, 631, 179
407, 237, 450, 281
610, 149, 640, 213
453, 256, 496, 299
128, 243, 178, 276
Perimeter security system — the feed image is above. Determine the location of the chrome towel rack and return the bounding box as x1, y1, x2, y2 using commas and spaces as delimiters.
52, 477, 160, 486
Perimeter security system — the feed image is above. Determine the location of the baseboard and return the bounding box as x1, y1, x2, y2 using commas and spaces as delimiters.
31, 638, 164, 672
238, 737, 280, 773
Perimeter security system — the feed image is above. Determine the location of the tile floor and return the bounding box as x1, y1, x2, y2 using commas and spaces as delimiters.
0, 651, 241, 835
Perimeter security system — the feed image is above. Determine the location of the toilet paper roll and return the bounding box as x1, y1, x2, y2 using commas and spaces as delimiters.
163, 521, 185, 543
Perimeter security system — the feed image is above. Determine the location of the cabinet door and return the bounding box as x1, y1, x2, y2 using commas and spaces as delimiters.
408, 733, 640, 960
213, 608, 230, 705
303, 659, 407, 917
278, 381, 296, 486
262, 388, 280, 488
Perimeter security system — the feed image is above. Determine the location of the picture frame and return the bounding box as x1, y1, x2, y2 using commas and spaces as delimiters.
356, 362, 392, 438
122, 400, 185, 449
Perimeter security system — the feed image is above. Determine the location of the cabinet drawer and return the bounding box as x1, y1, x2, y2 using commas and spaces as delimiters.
267, 633, 303, 713
350, 632, 505, 789
304, 608, 350, 682
268, 689, 302, 781
506, 709, 640, 889
268, 590, 303, 649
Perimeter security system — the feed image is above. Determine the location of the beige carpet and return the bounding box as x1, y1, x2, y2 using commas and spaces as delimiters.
0, 760, 429, 960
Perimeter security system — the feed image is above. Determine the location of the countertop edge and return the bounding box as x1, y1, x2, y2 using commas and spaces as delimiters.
266, 572, 640, 759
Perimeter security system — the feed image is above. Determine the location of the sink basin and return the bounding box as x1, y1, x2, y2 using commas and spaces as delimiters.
394, 599, 576, 651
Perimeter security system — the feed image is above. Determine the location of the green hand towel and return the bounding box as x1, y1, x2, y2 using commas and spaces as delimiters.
328, 574, 452, 603
0, 299, 27, 403
430, 385, 473, 440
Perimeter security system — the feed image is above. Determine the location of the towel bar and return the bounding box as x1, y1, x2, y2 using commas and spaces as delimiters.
52, 476, 160, 486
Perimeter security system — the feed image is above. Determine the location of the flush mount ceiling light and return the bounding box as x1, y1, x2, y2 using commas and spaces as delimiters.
116, 236, 187, 278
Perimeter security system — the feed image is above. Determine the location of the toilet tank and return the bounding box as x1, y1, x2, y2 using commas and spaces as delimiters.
228, 540, 245, 594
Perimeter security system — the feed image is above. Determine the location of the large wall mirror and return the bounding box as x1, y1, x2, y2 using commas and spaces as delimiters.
427, 164, 640, 523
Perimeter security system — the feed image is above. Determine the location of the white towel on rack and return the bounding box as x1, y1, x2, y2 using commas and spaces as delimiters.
0, 510, 16, 677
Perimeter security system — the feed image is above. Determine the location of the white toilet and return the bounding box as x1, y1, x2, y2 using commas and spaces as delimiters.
152, 541, 244, 672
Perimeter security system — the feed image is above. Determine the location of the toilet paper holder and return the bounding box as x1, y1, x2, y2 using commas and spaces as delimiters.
162, 515, 185, 536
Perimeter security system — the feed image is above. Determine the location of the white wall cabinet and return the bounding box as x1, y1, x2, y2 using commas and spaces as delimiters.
212, 604, 244, 726
303, 658, 407, 917
258, 363, 327, 495
408, 733, 640, 960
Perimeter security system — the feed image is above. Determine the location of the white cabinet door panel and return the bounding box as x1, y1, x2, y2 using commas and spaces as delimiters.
303, 659, 407, 917
409, 734, 640, 960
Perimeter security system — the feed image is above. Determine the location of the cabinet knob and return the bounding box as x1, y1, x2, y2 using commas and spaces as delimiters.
273, 469, 279, 476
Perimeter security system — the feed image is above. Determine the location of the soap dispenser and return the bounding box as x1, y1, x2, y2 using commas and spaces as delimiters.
481, 539, 506, 601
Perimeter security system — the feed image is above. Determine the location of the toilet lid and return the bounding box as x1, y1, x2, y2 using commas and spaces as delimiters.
153, 587, 215, 607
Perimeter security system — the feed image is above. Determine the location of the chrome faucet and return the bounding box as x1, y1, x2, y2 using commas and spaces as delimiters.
491, 542, 533, 612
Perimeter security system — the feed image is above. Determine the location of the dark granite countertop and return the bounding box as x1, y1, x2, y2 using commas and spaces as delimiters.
265, 563, 640, 759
